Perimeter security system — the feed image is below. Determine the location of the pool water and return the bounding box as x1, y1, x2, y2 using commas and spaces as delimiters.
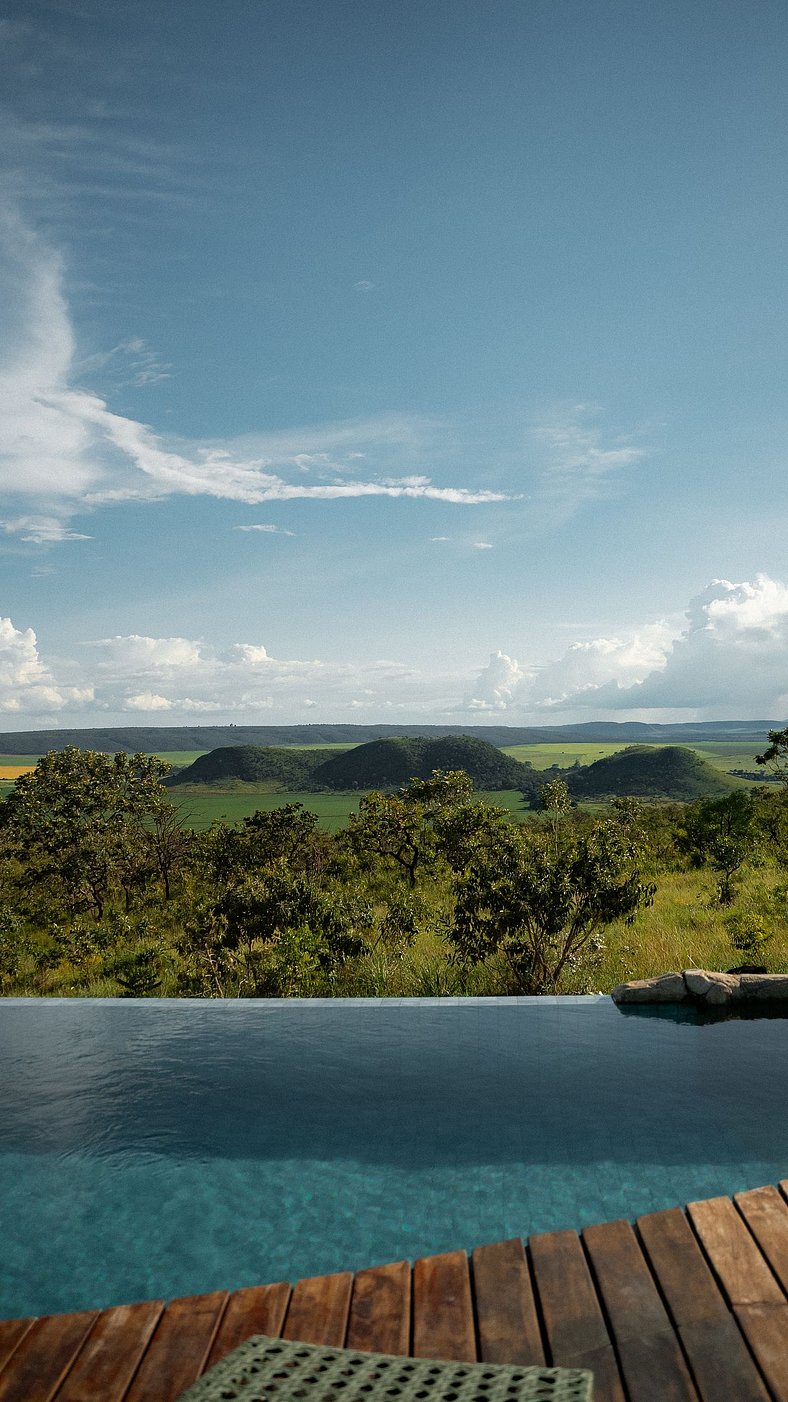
1, 996, 786, 1318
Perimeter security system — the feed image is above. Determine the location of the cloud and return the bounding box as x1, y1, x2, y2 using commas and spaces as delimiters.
465, 651, 525, 711
1, 516, 92, 543
0, 211, 511, 539
353, 280, 375, 291
464, 574, 788, 721
5, 576, 785, 728
472, 541, 493, 550
234, 524, 296, 536
0, 615, 94, 715
530, 404, 648, 521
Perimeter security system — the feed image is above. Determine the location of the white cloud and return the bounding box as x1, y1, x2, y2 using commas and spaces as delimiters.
353, 280, 375, 291
465, 574, 788, 720
472, 541, 493, 550
125, 691, 173, 711
1, 516, 92, 543
0, 615, 94, 715
465, 651, 526, 711
234, 524, 296, 536
0, 211, 511, 539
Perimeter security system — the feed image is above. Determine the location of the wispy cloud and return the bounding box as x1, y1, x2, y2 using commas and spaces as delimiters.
0, 516, 92, 544
0, 211, 512, 541
530, 403, 648, 519
234, 524, 296, 536
472, 540, 493, 550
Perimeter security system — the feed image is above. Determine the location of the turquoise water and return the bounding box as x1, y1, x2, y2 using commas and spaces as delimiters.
1, 997, 786, 1319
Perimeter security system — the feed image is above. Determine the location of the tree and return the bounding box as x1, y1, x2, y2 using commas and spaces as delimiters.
200, 803, 323, 887
678, 791, 759, 905
345, 770, 474, 887
1, 748, 174, 921
756, 727, 788, 785
448, 815, 655, 994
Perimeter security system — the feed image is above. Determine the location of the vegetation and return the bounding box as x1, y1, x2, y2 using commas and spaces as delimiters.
566, 746, 736, 801
1, 740, 787, 1001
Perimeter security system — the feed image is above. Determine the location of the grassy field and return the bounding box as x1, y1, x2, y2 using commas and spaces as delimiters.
166, 787, 532, 831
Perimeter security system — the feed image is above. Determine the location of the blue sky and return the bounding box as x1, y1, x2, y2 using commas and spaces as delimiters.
1, 0, 787, 726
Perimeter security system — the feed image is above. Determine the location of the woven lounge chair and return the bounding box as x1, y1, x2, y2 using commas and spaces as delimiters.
176, 1334, 593, 1402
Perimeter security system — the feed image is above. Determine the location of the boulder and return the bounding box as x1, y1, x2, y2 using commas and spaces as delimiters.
738, 974, 788, 1002
682, 969, 740, 1005
611, 973, 688, 1004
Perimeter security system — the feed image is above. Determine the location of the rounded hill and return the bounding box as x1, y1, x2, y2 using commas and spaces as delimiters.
566, 746, 736, 801
166, 745, 337, 788
310, 735, 537, 793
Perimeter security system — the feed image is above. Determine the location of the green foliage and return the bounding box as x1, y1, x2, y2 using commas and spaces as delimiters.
346, 769, 475, 887
448, 812, 655, 993
678, 791, 760, 905
1, 748, 179, 919
167, 745, 347, 788
725, 908, 773, 963
756, 727, 788, 785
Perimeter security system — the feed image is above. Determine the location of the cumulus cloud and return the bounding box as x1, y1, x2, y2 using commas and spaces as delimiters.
466, 651, 526, 711
0, 615, 94, 715
465, 574, 788, 720
0, 211, 510, 540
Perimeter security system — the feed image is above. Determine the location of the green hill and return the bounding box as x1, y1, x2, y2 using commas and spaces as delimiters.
166, 745, 344, 788
566, 745, 736, 801
310, 735, 538, 793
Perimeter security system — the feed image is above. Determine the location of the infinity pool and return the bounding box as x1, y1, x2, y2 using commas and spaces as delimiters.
1, 996, 786, 1319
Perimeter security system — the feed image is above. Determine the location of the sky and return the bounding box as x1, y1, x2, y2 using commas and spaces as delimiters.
1, 0, 787, 729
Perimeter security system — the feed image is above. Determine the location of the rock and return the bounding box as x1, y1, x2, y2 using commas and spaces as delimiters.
611, 973, 688, 1004
682, 969, 740, 1005
738, 974, 788, 1001
611, 968, 788, 1005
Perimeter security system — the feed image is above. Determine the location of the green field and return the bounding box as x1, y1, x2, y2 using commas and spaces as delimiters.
166, 786, 530, 831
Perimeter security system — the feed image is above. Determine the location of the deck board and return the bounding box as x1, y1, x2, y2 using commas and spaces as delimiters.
282, 1271, 354, 1346
346, 1261, 411, 1356
412, 1250, 476, 1361
637, 1207, 770, 1402
1, 1185, 785, 1402
122, 1291, 228, 1402
582, 1219, 698, 1402
472, 1238, 544, 1366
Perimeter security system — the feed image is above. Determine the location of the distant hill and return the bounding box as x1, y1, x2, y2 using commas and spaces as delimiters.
167, 735, 538, 794
566, 746, 737, 801
0, 719, 777, 754
310, 735, 539, 793
166, 745, 345, 788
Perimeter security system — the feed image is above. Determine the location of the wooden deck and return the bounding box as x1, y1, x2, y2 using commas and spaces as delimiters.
1, 1184, 787, 1402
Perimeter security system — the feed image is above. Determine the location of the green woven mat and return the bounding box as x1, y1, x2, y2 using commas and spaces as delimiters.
176, 1335, 593, 1402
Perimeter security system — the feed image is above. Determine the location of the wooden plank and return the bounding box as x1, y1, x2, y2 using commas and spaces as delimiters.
282, 1272, 353, 1347
528, 1231, 624, 1402
54, 1301, 164, 1402
688, 1196, 785, 1306
736, 1186, 788, 1296
472, 1239, 544, 1366
205, 1282, 291, 1370
412, 1251, 476, 1362
582, 1219, 697, 1402
529, 1231, 611, 1359
637, 1208, 730, 1325
679, 1317, 771, 1402
0, 1312, 98, 1402
346, 1261, 411, 1356
637, 1208, 769, 1402
123, 1291, 228, 1402
0, 1320, 34, 1377
735, 1304, 788, 1402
